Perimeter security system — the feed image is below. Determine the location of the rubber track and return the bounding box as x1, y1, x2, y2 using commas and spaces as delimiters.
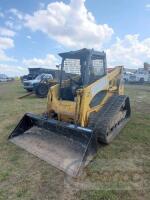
88, 95, 130, 143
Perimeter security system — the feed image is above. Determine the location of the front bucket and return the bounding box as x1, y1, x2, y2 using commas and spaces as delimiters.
9, 113, 97, 177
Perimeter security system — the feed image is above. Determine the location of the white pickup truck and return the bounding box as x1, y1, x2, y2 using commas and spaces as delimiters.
23, 73, 53, 91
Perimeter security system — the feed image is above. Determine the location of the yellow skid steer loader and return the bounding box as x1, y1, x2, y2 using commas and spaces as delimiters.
9, 49, 131, 177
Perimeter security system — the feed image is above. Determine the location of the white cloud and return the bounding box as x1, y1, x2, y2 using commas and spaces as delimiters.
0, 36, 16, 62
22, 34, 150, 70
145, 4, 150, 9
5, 20, 22, 31
26, 35, 31, 39
0, 64, 27, 77
5, 21, 14, 29
107, 34, 150, 68
9, 8, 23, 20
23, 54, 59, 68
0, 52, 16, 62
0, 37, 14, 50
6, 9, 23, 30
24, 0, 114, 49
0, 27, 16, 37
0, 50, 11, 61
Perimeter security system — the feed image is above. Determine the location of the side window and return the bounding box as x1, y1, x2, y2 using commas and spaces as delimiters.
92, 59, 105, 77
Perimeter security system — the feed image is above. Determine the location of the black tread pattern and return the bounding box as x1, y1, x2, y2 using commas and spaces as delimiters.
88, 95, 131, 144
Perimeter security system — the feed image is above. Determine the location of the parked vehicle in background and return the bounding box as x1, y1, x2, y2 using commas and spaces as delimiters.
123, 71, 135, 83
0, 74, 14, 82
133, 68, 150, 83
21, 68, 61, 97
21, 68, 60, 82
23, 73, 53, 92
123, 63, 150, 84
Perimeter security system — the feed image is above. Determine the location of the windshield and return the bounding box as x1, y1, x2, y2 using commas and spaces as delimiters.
44, 74, 53, 79
60, 54, 106, 85
35, 74, 45, 80
64, 59, 81, 75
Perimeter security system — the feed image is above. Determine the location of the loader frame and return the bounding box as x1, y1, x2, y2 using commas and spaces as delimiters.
47, 49, 124, 127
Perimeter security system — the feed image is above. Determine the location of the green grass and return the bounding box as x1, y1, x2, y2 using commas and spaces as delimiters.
0, 81, 149, 199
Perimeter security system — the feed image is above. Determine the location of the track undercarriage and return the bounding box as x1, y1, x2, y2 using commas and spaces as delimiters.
89, 95, 131, 144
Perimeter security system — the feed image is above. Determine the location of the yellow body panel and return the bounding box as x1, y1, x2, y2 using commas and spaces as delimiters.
47, 66, 124, 127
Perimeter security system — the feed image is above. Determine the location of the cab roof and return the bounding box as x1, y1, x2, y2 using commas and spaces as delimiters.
59, 48, 106, 59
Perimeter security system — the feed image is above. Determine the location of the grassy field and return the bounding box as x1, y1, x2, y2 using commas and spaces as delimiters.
0, 81, 149, 200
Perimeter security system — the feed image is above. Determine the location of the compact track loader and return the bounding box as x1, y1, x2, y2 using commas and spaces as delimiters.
9, 49, 131, 177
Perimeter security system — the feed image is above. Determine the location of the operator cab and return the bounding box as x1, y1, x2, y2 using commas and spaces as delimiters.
59, 48, 107, 101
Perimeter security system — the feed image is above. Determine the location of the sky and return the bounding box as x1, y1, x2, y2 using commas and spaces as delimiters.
0, 0, 150, 76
